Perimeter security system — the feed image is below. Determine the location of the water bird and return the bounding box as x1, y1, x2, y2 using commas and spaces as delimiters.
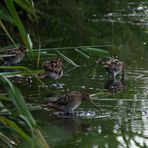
1, 45, 28, 65
42, 91, 90, 113
39, 58, 63, 80
103, 57, 124, 79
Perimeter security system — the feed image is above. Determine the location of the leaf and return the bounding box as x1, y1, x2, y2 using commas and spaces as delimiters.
0, 66, 31, 71
0, 76, 49, 148
0, 95, 9, 101
4, 0, 32, 51
27, 33, 33, 49
14, 0, 38, 22
28, 50, 57, 57
0, 117, 31, 142
74, 48, 90, 59
56, 50, 79, 67
0, 132, 15, 147
0, 5, 15, 25
0, 69, 43, 81
0, 44, 19, 52
81, 47, 110, 57
14, 0, 35, 15
0, 76, 35, 126
0, 20, 17, 47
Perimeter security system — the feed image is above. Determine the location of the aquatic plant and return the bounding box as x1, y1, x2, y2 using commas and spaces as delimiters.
0, 76, 49, 148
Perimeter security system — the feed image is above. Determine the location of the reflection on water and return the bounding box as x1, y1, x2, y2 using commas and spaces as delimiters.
104, 77, 124, 94
48, 116, 92, 132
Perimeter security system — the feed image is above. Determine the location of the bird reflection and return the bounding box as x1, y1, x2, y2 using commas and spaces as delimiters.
48, 116, 92, 132
104, 70, 125, 94
104, 79, 123, 94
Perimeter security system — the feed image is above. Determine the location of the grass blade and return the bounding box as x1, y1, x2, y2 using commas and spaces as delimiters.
0, 76, 49, 148
0, 6, 15, 25
0, 20, 17, 47
5, 0, 32, 51
56, 50, 79, 67
81, 47, 110, 57
14, 0, 38, 22
0, 76, 35, 125
74, 48, 90, 59
0, 132, 15, 148
0, 117, 31, 142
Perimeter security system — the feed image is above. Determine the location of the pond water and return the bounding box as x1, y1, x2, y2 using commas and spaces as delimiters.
1, 0, 148, 148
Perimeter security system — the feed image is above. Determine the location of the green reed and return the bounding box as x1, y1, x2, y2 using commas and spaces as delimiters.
0, 76, 49, 148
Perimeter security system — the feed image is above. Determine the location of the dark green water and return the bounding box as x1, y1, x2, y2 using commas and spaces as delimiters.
1, 0, 148, 147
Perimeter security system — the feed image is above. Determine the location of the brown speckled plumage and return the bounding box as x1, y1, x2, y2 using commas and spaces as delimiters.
104, 58, 124, 78
2, 45, 26, 65
43, 91, 90, 112
40, 58, 63, 80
